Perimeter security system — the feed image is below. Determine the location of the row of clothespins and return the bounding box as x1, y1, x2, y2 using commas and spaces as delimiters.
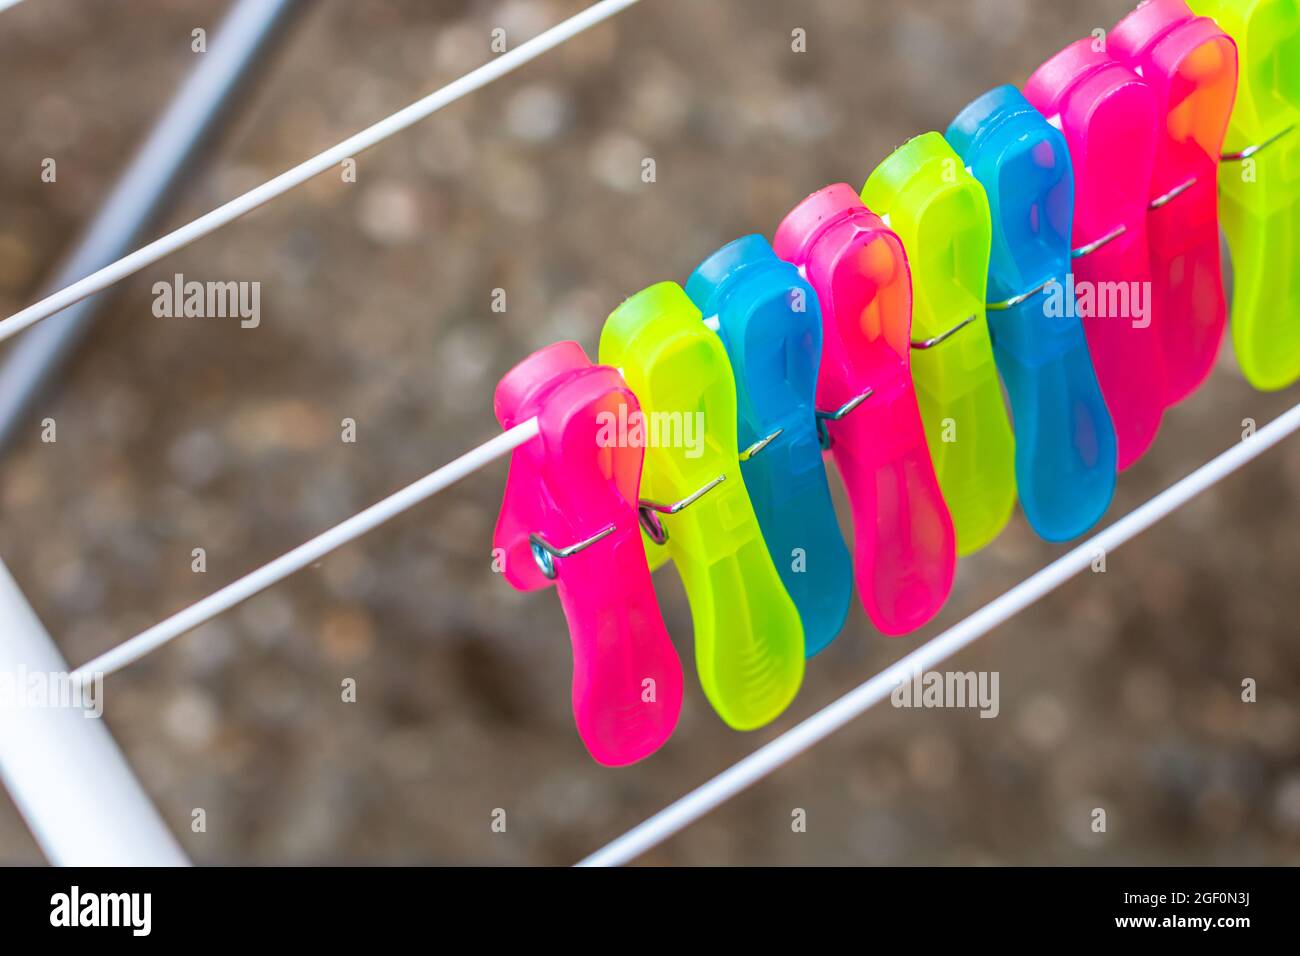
490, 0, 1299, 765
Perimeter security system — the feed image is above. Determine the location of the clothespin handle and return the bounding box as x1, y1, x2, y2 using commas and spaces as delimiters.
774, 185, 956, 635
1111, 0, 1238, 402
493, 342, 683, 766
600, 284, 807, 729
862, 133, 1018, 556
687, 235, 854, 656
1026, 40, 1167, 470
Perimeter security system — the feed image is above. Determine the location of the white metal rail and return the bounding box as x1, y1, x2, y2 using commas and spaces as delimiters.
0, 559, 188, 865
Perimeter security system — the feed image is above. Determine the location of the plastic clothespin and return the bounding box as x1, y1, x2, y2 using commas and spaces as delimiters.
947, 86, 1119, 542
773, 184, 956, 636
685, 235, 853, 656
861, 132, 1017, 556
492, 341, 683, 766
1026, 39, 1166, 470
599, 283, 805, 730
1187, 0, 1300, 391
1111, 0, 1238, 403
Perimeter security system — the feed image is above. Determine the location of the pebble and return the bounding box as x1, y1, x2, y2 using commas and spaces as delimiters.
168, 429, 228, 489
357, 180, 423, 246
504, 85, 571, 143
164, 688, 220, 751
588, 132, 651, 193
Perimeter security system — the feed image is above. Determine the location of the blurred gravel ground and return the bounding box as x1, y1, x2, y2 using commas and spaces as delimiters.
1, 0, 1298, 865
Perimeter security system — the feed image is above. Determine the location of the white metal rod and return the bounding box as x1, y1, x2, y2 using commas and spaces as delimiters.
0, 0, 644, 345
577, 400, 1300, 867
73, 419, 539, 680
0, 558, 188, 865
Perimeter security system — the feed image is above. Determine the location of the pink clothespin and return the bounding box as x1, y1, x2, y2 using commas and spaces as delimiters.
1110, 0, 1238, 404
492, 341, 683, 766
1026, 40, 1165, 470
774, 184, 956, 635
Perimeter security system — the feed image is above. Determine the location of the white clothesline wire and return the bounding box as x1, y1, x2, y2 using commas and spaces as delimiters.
71, 419, 538, 681
576, 399, 1300, 866
0, 0, 643, 346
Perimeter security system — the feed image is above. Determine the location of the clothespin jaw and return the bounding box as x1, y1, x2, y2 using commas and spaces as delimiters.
773, 184, 955, 636
1026, 39, 1166, 471
492, 341, 683, 766
947, 86, 1118, 542
1111, 0, 1238, 403
598, 283, 805, 731
861, 132, 1017, 556
1187, 0, 1300, 390
686, 234, 853, 657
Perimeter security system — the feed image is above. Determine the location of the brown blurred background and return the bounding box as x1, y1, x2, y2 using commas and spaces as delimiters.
0, 0, 1298, 865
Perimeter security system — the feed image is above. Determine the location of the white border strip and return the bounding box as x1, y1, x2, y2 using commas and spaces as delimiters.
578, 400, 1300, 866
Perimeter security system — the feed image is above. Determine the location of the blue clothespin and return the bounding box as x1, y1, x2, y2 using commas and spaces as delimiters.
946, 86, 1118, 541
686, 235, 852, 655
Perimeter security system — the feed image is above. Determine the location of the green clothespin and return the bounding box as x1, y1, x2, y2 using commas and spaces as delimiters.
600, 282, 805, 731
862, 132, 1017, 555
